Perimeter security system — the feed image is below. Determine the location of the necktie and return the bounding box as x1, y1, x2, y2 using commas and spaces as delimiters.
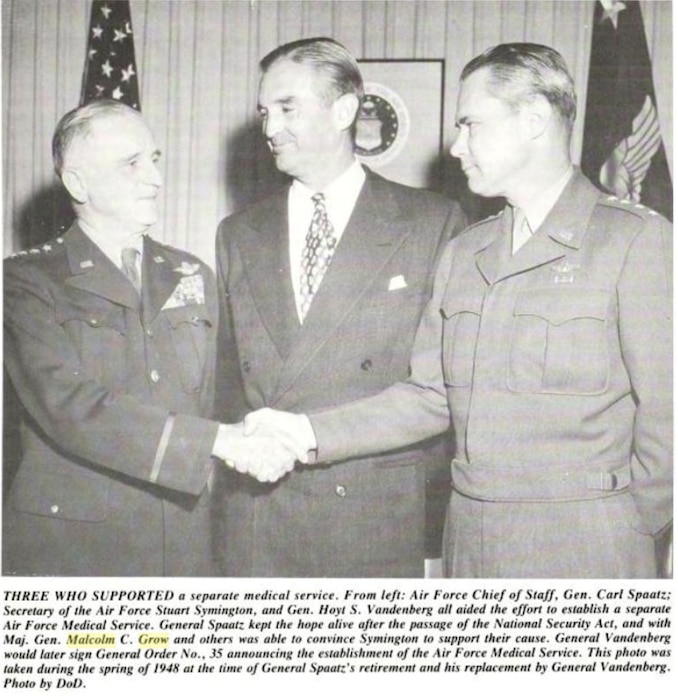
512, 208, 532, 254
120, 247, 141, 293
299, 193, 336, 320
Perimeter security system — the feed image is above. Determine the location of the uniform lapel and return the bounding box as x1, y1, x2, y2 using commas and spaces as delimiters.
475, 209, 513, 285
236, 191, 299, 359
271, 173, 412, 404
140, 236, 188, 325
476, 170, 599, 284
64, 225, 139, 309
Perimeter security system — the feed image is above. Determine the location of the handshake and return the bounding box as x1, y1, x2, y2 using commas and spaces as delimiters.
211, 408, 317, 483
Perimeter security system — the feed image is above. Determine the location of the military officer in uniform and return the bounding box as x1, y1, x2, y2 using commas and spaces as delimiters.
2, 100, 303, 576
249, 44, 672, 578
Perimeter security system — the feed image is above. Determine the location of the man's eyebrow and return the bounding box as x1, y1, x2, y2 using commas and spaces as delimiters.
257, 96, 298, 110
116, 148, 162, 164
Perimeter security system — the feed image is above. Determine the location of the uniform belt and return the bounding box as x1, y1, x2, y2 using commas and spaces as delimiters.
451, 459, 631, 502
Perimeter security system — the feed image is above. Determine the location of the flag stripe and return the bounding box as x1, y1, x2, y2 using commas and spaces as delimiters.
581, 0, 672, 220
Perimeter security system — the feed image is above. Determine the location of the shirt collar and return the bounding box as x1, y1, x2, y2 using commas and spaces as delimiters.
78, 219, 145, 267
290, 159, 365, 205
521, 165, 574, 233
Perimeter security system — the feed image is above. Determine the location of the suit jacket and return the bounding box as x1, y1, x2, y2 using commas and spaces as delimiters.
3, 225, 219, 576
311, 170, 673, 577
213, 168, 466, 577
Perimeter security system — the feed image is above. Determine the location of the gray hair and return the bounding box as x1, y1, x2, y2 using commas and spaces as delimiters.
52, 99, 141, 175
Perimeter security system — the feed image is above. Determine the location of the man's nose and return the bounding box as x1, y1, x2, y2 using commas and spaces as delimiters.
450, 129, 467, 158
145, 160, 163, 187
262, 111, 282, 140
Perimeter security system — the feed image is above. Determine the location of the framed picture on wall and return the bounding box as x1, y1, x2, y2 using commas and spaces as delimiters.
356, 59, 444, 189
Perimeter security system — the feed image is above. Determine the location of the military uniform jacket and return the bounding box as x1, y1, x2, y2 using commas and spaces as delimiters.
3, 224, 219, 576
213, 169, 466, 577
311, 171, 672, 576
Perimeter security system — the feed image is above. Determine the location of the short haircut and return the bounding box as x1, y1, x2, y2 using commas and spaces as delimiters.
260, 37, 364, 105
52, 99, 140, 175
461, 43, 577, 135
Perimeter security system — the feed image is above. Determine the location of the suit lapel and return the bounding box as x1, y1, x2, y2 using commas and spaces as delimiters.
272, 173, 412, 404
236, 191, 299, 359
64, 225, 139, 309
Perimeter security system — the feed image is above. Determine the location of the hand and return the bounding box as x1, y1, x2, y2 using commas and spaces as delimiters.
243, 408, 317, 462
211, 423, 297, 483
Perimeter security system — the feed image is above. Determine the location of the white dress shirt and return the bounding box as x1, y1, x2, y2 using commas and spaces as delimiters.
288, 160, 366, 321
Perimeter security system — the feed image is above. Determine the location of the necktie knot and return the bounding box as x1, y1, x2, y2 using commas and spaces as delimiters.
120, 247, 141, 293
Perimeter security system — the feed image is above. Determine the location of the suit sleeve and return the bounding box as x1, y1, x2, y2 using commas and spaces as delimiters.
617, 214, 673, 535
310, 240, 454, 462
3, 261, 218, 496
214, 220, 249, 423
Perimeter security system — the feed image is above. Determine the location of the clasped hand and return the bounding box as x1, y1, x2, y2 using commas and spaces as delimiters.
211, 409, 315, 483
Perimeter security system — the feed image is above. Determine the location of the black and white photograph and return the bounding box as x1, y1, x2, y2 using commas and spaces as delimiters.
1, 0, 674, 697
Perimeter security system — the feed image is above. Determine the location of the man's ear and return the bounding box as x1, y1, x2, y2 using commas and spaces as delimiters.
522, 94, 552, 140
61, 169, 88, 204
332, 93, 360, 132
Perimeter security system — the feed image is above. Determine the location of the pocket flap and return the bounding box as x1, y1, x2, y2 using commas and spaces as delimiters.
441, 293, 483, 320
163, 305, 213, 328
513, 289, 609, 326
55, 299, 126, 333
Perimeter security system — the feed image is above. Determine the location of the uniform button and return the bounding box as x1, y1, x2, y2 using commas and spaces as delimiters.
146, 329, 153, 337
150, 369, 160, 383
335, 485, 347, 498
360, 359, 372, 371
242, 361, 251, 373
50, 504, 59, 514
90, 319, 99, 326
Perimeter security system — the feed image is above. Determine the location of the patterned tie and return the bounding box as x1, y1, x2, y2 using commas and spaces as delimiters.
299, 193, 337, 320
511, 208, 532, 254
120, 247, 142, 293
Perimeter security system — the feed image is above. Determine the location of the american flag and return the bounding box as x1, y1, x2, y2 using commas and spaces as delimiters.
581, 0, 672, 221
80, 0, 141, 110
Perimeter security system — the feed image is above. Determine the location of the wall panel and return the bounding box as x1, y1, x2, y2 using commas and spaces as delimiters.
2, 0, 672, 264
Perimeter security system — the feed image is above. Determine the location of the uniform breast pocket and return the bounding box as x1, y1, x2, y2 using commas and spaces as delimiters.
507, 288, 611, 395
55, 301, 127, 386
164, 306, 213, 393
441, 295, 482, 388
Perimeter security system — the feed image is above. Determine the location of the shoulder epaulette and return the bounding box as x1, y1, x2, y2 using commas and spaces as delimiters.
8, 236, 66, 260
598, 194, 662, 221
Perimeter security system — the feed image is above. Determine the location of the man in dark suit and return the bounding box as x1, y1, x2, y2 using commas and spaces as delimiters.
3, 100, 302, 576
213, 38, 466, 577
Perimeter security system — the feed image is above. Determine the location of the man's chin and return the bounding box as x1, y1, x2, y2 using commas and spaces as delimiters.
272, 153, 295, 175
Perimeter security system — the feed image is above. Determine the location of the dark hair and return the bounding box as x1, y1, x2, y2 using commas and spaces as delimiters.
462, 43, 577, 135
52, 99, 140, 175
260, 37, 364, 105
